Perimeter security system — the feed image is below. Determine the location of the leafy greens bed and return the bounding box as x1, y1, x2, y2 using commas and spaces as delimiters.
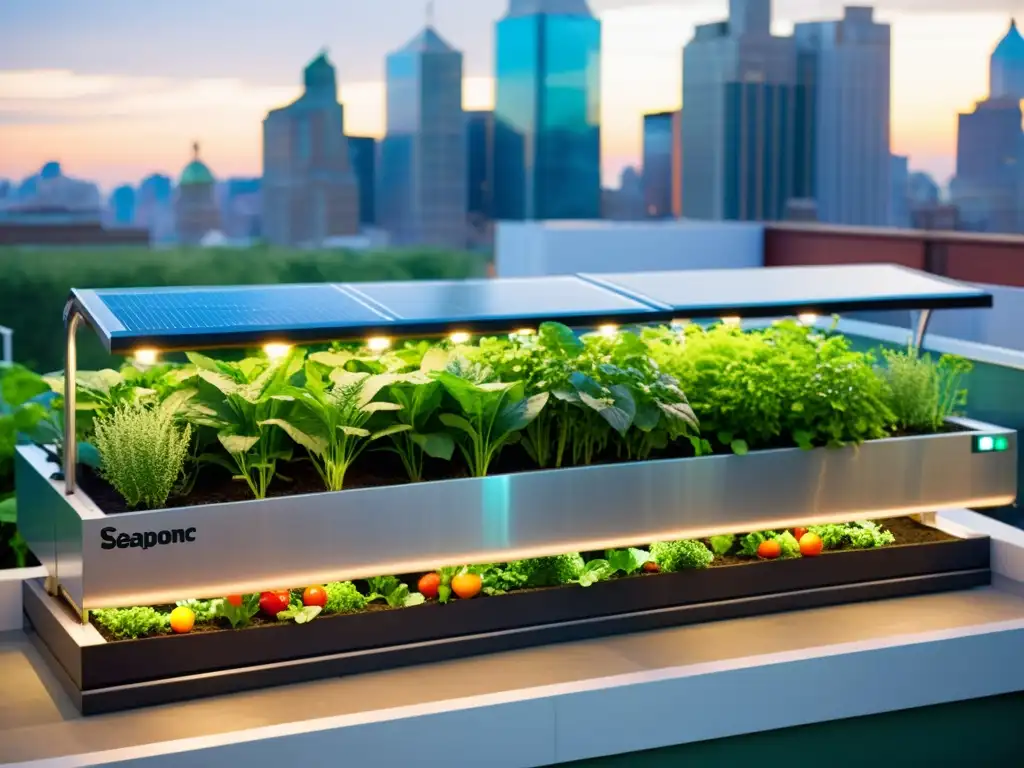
91, 517, 931, 641
17, 319, 971, 513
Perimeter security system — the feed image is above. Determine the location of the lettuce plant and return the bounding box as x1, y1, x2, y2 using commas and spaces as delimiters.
185, 350, 304, 499
434, 367, 549, 477
262, 366, 409, 492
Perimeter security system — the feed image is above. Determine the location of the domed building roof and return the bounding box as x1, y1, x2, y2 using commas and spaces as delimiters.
179, 142, 215, 186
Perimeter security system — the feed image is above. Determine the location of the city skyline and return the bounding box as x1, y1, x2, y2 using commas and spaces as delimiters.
0, 1, 1019, 190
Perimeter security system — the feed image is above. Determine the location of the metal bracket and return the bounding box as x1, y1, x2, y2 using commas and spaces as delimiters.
912, 309, 932, 352
64, 307, 82, 495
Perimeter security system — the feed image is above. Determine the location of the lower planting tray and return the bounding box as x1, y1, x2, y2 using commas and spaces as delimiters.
25, 523, 991, 715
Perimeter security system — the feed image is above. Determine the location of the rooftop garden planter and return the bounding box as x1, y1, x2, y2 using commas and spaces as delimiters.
14, 266, 1017, 713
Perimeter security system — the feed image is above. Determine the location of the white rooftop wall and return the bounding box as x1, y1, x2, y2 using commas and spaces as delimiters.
495, 220, 765, 277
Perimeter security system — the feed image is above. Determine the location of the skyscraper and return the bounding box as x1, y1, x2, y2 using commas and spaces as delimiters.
642, 110, 682, 218
681, 0, 810, 222
795, 7, 891, 227
493, 0, 601, 221
379, 27, 467, 247
990, 18, 1024, 101
951, 20, 1024, 234
889, 154, 910, 229
175, 142, 220, 245
262, 52, 360, 246
466, 110, 494, 221
952, 98, 1022, 233
347, 136, 377, 226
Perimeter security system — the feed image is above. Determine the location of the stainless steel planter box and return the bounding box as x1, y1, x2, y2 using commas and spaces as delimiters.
16, 417, 1017, 611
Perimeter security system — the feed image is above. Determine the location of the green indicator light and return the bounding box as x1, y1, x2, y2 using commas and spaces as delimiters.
994, 436, 1009, 452
977, 436, 995, 452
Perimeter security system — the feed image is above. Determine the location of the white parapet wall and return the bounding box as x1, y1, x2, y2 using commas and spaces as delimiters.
495, 220, 765, 278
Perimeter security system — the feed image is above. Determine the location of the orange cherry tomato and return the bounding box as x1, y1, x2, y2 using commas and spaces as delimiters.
799, 532, 824, 557
642, 561, 660, 573
757, 539, 782, 560
227, 594, 244, 607
169, 606, 195, 634
451, 572, 483, 600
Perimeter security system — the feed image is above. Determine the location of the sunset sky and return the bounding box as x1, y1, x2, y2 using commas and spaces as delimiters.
0, 0, 1018, 191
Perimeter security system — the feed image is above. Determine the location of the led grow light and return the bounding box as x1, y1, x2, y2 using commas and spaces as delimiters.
597, 324, 619, 337
366, 336, 392, 352
798, 313, 818, 325
263, 343, 292, 360
132, 348, 159, 366
448, 331, 471, 344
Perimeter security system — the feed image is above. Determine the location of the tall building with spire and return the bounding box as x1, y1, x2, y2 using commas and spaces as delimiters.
262, 52, 360, 246
681, 0, 810, 221
951, 19, 1024, 234
493, 0, 601, 221
175, 143, 220, 245
378, 26, 467, 247
795, 7, 891, 227
990, 18, 1024, 101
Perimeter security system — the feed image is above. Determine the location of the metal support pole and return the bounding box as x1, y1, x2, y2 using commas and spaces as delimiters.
912, 309, 932, 352
0, 325, 12, 365
64, 309, 81, 494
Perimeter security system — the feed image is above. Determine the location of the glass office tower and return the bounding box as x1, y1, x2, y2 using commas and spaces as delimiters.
493, 0, 601, 221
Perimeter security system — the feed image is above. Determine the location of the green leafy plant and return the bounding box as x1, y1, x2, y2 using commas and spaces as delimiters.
323, 581, 367, 614
383, 363, 455, 483
879, 348, 972, 433
91, 606, 169, 639
739, 530, 802, 558
93, 400, 192, 509
175, 598, 216, 622
213, 594, 260, 628
366, 575, 426, 608
576, 548, 651, 587
435, 367, 549, 477
650, 539, 713, 571
185, 350, 304, 499
808, 521, 895, 550
277, 600, 322, 624
709, 534, 736, 556
262, 366, 407, 491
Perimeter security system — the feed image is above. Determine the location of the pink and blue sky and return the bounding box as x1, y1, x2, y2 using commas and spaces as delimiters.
0, 0, 1018, 191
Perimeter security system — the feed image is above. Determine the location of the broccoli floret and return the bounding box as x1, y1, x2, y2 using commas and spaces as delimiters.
91, 606, 169, 639
323, 581, 367, 614
498, 554, 585, 589
650, 539, 713, 572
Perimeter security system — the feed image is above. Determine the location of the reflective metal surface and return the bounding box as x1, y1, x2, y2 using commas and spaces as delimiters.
583, 264, 993, 319
17, 418, 1017, 609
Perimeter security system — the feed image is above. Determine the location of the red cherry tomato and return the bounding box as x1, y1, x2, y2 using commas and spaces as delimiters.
227, 594, 244, 607
303, 585, 327, 607
642, 561, 660, 573
418, 573, 441, 599
794, 527, 808, 541
259, 590, 290, 616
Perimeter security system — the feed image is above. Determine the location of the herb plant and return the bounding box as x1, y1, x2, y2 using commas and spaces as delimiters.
879, 348, 972, 433
576, 548, 651, 587
213, 594, 260, 628
93, 401, 192, 509
366, 576, 426, 608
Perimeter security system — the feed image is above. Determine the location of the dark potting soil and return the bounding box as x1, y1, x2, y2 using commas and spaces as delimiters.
89, 516, 954, 643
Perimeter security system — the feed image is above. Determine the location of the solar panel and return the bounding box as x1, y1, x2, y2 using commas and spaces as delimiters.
75, 284, 394, 352
583, 264, 992, 319
68, 265, 993, 354
347, 276, 660, 327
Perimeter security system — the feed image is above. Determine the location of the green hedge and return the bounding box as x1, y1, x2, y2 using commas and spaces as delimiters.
0, 246, 490, 372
